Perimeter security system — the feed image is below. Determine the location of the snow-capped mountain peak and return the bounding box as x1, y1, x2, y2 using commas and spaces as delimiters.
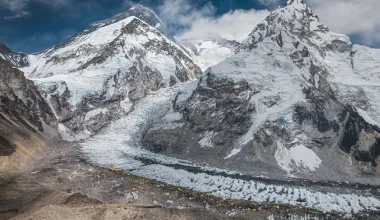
3, 0, 380, 216
23, 5, 199, 79
127, 4, 163, 27
286, 0, 304, 5
78, 0, 380, 215
37, 4, 178, 57
0, 42, 29, 68
141, 0, 380, 184
91, 4, 169, 40
21, 4, 201, 140
240, 0, 348, 55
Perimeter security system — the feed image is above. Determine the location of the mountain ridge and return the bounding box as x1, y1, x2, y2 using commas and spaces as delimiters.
141, 0, 380, 180
36, 4, 187, 57
20, 4, 202, 140
0, 42, 29, 68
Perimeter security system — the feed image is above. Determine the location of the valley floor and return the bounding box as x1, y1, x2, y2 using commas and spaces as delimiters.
0, 141, 359, 220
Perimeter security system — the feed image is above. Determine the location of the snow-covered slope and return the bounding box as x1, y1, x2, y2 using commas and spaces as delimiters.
0, 42, 29, 68
180, 35, 240, 71
78, 0, 380, 215
21, 5, 202, 139
81, 82, 380, 215
142, 0, 380, 180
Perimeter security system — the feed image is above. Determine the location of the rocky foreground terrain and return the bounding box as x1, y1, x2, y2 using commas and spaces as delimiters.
1, 0, 380, 219
1, 141, 338, 220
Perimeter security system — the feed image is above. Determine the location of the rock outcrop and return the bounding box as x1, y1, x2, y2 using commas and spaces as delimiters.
0, 59, 55, 133
0, 42, 29, 68
0, 59, 58, 169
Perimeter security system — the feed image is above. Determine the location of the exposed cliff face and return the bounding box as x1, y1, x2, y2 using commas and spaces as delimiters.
0, 42, 29, 68
0, 59, 55, 132
0, 59, 58, 169
21, 5, 202, 140
141, 1, 380, 179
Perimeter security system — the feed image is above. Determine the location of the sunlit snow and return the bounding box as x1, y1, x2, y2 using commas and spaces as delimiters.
275, 141, 322, 173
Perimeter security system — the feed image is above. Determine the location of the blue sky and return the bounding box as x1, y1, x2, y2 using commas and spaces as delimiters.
0, 0, 379, 53
0, 0, 273, 53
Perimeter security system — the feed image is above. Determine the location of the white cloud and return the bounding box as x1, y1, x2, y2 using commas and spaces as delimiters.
305, 0, 380, 46
156, 0, 270, 42
0, 0, 71, 19
3, 0, 379, 48
170, 0, 380, 46
4, 11, 30, 20
0, 0, 29, 12
0, 0, 30, 19
157, 0, 215, 32
177, 9, 270, 42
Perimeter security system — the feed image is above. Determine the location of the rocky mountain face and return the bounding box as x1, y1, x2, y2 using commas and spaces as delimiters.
0, 59, 57, 169
180, 35, 240, 71
142, 0, 380, 180
21, 5, 202, 140
0, 42, 29, 68
0, 59, 55, 133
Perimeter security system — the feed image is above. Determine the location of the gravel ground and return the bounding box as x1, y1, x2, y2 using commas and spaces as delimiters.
0, 142, 373, 220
